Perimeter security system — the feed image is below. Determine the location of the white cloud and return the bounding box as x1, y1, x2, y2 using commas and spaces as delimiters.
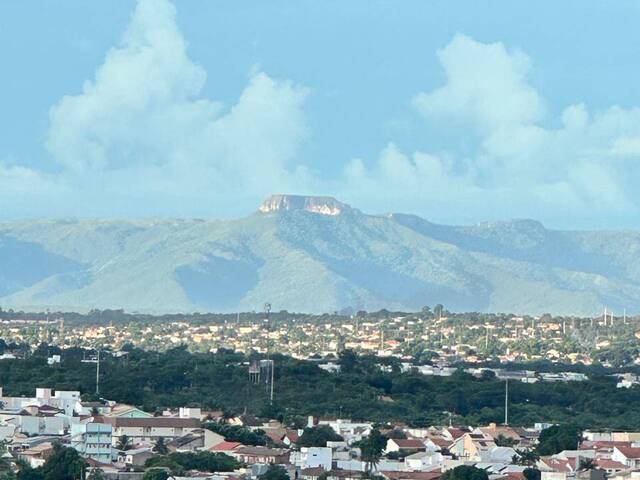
412, 34, 544, 131
43, 0, 311, 215
6, 3, 640, 226
342, 34, 640, 225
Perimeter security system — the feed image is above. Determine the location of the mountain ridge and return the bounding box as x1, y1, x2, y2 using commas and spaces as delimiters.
1, 195, 639, 316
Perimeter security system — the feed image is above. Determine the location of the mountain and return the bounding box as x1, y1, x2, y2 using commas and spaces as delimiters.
1, 194, 640, 316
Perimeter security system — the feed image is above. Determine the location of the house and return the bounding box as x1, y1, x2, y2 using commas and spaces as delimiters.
75, 401, 111, 417
291, 447, 332, 471
318, 420, 372, 443
94, 416, 200, 445
4, 410, 71, 436
300, 467, 329, 480
106, 404, 153, 418
594, 458, 627, 474
450, 433, 496, 461
404, 450, 444, 471
283, 430, 300, 446
231, 446, 290, 465
16, 442, 55, 468
476, 423, 536, 447
538, 457, 576, 473
380, 472, 441, 480
208, 441, 243, 453
0, 387, 81, 416
480, 446, 518, 463
612, 446, 640, 469
580, 441, 633, 459
117, 447, 155, 466
385, 439, 426, 454
424, 437, 451, 452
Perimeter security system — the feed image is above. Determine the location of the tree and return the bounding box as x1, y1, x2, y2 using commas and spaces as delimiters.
220, 409, 235, 424
357, 429, 387, 473
258, 465, 289, 480
339, 349, 358, 373
385, 429, 407, 440
494, 434, 517, 447
579, 459, 596, 471
514, 450, 539, 466
16, 465, 42, 480
298, 425, 344, 447
87, 469, 105, 480
145, 451, 240, 474
142, 469, 169, 480
116, 435, 132, 451
0, 442, 12, 474
523, 468, 541, 480
40, 443, 87, 480
441, 466, 489, 480
154, 437, 169, 455
203, 424, 267, 446
536, 425, 582, 456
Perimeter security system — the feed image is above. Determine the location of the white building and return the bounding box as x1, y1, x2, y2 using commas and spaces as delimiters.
291, 447, 333, 471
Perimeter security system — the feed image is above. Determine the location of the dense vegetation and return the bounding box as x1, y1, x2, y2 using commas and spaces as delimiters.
1, 344, 640, 429
12, 443, 87, 480
203, 423, 268, 445
536, 424, 582, 455
144, 451, 240, 475
441, 466, 489, 480
297, 425, 344, 447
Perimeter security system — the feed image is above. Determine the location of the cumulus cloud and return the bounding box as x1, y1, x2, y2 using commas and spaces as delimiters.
5, 3, 640, 226
340, 34, 640, 226
413, 34, 544, 131
42, 0, 311, 215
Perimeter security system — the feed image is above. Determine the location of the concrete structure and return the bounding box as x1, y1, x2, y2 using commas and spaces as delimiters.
95, 416, 200, 445
291, 447, 332, 471
71, 422, 114, 463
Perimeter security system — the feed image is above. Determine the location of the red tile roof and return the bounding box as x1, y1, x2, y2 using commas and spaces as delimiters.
209, 441, 242, 451
595, 459, 627, 470
615, 446, 640, 459
539, 457, 575, 472
391, 439, 425, 449
381, 471, 441, 480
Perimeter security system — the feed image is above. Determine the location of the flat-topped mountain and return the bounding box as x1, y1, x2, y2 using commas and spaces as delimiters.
1, 195, 639, 315
259, 194, 351, 216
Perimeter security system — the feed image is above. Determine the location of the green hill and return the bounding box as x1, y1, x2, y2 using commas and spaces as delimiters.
2, 195, 639, 315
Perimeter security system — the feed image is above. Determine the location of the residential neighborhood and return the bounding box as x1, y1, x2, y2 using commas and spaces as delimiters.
0, 385, 639, 480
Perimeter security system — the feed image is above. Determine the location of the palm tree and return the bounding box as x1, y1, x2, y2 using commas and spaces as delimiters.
221, 409, 235, 425
153, 436, 169, 455
579, 458, 596, 471
116, 435, 132, 451
358, 429, 387, 474
88, 468, 106, 480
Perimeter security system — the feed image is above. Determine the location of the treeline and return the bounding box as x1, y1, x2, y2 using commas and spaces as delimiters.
1, 345, 640, 429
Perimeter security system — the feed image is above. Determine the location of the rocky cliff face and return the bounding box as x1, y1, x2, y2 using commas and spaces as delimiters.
259, 194, 351, 216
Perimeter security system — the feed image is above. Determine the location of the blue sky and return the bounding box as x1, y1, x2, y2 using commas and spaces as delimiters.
2, 0, 640, 228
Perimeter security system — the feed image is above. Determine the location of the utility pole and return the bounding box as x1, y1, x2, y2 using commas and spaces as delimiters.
485, 326, 489, 350
504, 379, 509, 426
270, 357, 274, 404
96, 349, 101, 396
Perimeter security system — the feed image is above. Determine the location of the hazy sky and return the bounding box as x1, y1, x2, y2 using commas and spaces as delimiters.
2, 0, 640, 228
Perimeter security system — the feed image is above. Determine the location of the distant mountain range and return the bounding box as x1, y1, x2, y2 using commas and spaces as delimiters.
1, 194, 639, 316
